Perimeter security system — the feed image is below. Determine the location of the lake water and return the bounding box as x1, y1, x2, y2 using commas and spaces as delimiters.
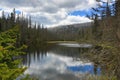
22, 43, 101, 80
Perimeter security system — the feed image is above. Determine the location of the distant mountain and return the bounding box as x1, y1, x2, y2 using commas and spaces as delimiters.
48, 22, 93, 32
48, 22, 93, 41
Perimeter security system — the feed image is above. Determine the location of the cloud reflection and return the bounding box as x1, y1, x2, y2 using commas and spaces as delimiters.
24, 52, 94, 80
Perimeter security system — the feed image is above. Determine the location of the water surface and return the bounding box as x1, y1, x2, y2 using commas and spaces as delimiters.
22, 43, 100, 80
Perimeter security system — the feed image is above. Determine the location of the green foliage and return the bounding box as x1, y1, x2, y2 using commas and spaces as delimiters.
20, 75, 39, 80
0, 26, 27, 80
0, 63, 26, 80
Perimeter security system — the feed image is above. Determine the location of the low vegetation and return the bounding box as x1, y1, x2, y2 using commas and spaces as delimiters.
0, 26, 27, 80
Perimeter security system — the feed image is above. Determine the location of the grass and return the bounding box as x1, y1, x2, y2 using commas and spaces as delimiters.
47, 41, 77, 44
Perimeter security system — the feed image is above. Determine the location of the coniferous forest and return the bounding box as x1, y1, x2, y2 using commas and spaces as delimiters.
0, 0, 120, 80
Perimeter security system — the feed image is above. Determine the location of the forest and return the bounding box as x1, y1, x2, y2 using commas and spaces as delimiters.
0, 0, 120, 80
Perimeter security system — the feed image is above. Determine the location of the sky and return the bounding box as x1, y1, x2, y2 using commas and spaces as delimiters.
0, 0, 98, 27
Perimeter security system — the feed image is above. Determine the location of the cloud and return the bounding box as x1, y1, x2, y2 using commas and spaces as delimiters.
0, 0, 97, 27
49, 15, 92, 27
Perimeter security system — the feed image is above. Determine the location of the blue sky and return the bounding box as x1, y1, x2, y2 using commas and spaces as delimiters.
0, 0, 98, 27
0, 8, 2, 11
69, 10, 92, 16
15, 10, 21, 14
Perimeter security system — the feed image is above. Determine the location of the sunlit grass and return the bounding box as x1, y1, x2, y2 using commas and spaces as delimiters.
47, 41, 77, 44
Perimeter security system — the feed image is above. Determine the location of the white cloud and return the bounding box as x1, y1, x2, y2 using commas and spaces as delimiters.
49, 15, 92, 27
0, 0, 97, 27
24, 53, 92, 75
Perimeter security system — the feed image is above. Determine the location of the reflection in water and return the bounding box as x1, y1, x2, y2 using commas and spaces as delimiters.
58, 43, 92, 48
22, 43, 100, 80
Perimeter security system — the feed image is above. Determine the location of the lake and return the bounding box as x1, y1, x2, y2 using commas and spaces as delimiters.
21, 43, 101, 80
